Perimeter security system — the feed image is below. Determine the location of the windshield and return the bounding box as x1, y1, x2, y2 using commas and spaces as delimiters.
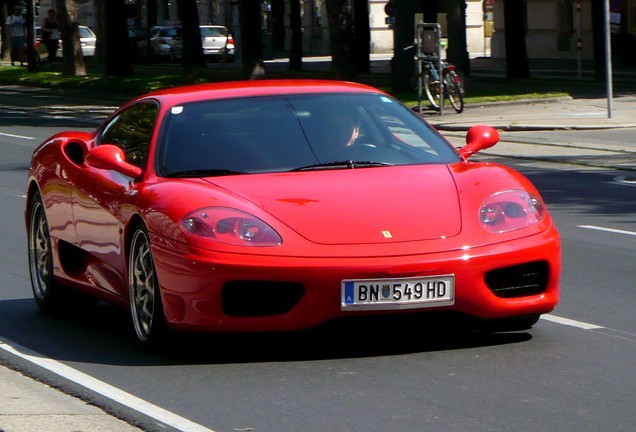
156, 93, 460, 177
79, 27, 95, 38
200, 27, 228, 37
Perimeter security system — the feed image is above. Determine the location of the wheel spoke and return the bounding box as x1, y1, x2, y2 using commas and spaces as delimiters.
29, 201, 54, 301
130, 228, 159, 342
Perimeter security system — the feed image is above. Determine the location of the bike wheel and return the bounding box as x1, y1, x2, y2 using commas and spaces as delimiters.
423, 67, 441, 110
444, 70, 464, 114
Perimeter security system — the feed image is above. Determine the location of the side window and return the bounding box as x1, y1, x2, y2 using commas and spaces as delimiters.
99, 102, 159, 167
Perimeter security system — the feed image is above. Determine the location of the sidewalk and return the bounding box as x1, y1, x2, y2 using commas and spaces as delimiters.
425, 94, 636, 172
2, 71, 636, 432
427, 94, 636, 132
0, 365, 143, 432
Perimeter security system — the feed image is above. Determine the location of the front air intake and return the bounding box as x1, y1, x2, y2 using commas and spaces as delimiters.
221, 281, 304, 316
485, 261, 549, 298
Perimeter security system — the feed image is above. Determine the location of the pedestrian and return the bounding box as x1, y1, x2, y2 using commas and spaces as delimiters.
41, 9, 60, 67
5, 5, 26, 66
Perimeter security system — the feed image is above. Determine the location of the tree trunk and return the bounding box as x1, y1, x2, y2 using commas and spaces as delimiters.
390, 0, 415, 93
55, 0, 87, 76
271, 0, 285, 53
177, 0, 205, 79
503, 0, 530, 78
289, 0, 302, 70
446, 0, 470, 77
422, 0, 438, 23
353, 0, 370, 74
103, 0, 133, 76
238, 0, 265, 79
591, 0, 606, 81
93, 0, 104, 61
326, 0, 355, 80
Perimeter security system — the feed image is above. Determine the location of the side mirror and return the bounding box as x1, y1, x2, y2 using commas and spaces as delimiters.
458, 125, 500, 159
85, 145, 142, 179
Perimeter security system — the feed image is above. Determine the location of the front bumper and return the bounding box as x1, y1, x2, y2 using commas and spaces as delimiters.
151, 229, 560, 333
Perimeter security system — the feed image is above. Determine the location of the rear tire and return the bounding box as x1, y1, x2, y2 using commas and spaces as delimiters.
128, 222, 166, 347
28, 192, 64, 312
28, 192, 99, 314
444, 70, 464, 114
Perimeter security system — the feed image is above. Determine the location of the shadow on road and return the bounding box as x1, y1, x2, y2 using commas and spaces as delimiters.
0, 298, 532, 367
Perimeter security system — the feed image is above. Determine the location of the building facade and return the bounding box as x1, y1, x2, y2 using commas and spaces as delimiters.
29, 0, 636, 64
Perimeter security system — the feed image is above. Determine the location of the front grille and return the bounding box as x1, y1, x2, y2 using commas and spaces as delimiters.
221, 281, 304, 317
484, 261, 549, 298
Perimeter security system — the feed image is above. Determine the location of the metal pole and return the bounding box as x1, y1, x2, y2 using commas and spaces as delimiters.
417, 54, 422, 114
437, 25, 443, 116
603, 0, 613, 118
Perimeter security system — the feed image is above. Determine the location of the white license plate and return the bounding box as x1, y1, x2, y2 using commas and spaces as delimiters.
341, 275, 455, 311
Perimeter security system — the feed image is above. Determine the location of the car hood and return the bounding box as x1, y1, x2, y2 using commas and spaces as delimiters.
204, 165, 461, 245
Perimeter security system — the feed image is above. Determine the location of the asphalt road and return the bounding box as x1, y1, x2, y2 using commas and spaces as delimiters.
1, 96, 636, 432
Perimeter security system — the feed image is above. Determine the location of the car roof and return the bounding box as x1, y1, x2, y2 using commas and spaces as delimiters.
135, 80, 387, 106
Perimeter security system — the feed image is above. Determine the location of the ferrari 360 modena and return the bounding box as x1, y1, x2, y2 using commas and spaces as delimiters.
26, 80, 560, 346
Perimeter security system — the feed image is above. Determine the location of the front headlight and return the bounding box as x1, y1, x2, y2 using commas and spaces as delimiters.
180, 207, 282, 246
479, 190, 545, 233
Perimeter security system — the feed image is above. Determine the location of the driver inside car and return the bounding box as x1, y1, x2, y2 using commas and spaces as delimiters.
306, 108, 361, 160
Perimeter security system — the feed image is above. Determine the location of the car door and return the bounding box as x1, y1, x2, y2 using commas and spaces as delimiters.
71, 101, 159, 297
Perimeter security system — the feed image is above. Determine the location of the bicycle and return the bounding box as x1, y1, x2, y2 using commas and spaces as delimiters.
418, 55, 464, 113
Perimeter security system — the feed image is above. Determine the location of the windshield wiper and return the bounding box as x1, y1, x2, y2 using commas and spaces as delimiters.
166, 168, 246, 178
292, 161, 392, 172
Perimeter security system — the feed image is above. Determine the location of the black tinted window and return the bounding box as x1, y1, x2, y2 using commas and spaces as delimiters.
100, 102, 159, 167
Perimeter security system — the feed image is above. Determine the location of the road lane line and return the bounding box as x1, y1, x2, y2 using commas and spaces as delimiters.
541, 314, 604, 330
0, 132, 36, 140
0, 337, 216, 432
578, 225, 636, 237
0, 187, 26, 198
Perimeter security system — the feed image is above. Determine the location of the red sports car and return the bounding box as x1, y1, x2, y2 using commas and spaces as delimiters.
26, 80, 560, 346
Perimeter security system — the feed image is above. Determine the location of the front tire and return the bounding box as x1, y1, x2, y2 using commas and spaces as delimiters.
128, 222, 166, 346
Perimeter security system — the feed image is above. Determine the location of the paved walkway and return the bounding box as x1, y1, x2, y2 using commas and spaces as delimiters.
426, 94, 636, 172
0, 364, 143, 432
1, 75, 636, 431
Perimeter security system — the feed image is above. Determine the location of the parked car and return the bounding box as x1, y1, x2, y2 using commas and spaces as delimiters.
173, 25, 235, 62
137, 25, 181, 62
26, 80, 560, 346
35, 25, 96, 63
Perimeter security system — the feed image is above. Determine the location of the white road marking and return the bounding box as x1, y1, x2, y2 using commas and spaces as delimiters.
541, 314, 604, 330
0, 312, 611, 432
577, 225, 636, 237
0, 337, 216, 432
0, 131, 36, 140
0, 187, 26, 198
